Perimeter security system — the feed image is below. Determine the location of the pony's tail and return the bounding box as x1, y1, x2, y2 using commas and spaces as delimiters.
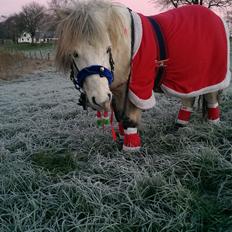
202, 96, 208, 120
198, 95, 207, 120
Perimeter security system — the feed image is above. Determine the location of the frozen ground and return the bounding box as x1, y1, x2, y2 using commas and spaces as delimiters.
0, 65, 232, 231
0, 65, 183, 158
0, 67, 101, 155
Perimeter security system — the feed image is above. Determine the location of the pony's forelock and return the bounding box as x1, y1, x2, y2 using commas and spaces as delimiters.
55, 0, 126, 72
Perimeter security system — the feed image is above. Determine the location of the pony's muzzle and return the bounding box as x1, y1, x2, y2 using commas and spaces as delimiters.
91, 93, 112, 111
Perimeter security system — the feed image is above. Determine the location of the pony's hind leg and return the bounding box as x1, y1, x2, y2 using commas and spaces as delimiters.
176, 97, 195, 126
204, 91, 220, 123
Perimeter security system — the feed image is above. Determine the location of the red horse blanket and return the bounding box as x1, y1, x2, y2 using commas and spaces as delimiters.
129, 5, 231, 110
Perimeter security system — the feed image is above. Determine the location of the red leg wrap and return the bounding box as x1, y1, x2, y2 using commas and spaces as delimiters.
96, 111, 102, 118
123, 128, 141, 152
177, 107, 192, 125
208, 106, 220, 122
103, 111, 109, 117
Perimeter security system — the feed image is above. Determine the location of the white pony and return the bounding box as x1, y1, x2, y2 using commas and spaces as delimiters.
55, 0, 231, 151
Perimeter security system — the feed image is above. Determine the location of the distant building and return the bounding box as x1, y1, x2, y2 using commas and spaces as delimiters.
18, 32, 32, 43
18, 31, 57, 44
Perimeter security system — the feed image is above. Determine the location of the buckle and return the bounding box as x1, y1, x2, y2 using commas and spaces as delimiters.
155, 59, 169, 67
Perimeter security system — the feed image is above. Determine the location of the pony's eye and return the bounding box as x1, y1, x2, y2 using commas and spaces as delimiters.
73, 52, 79, 58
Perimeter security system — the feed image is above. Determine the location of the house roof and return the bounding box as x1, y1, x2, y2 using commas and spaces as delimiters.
34, 31, 56, 39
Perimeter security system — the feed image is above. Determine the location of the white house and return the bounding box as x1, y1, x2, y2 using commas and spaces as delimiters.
18, 31, 57, 44
18, 32, 32, 43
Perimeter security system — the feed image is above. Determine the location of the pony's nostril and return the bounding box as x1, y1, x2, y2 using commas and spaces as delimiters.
92, 95, 111, 110
108, 93, 112, 101
92, 96, 97, 105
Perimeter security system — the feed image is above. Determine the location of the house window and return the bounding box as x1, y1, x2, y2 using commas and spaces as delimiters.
24, 33, 26, 37
27, 38, 29, 41
22, 38, 24, 41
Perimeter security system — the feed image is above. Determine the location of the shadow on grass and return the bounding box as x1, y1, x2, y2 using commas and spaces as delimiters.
32, 150, 77, 176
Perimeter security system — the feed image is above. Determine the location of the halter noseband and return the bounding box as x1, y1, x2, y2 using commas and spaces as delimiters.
73, 65, 114, 89
70, 48, 115, 110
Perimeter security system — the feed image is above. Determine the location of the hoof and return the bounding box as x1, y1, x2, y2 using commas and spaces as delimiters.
174, 122, 187, 129
117, 137, 124, 147
123, 128, 141, 152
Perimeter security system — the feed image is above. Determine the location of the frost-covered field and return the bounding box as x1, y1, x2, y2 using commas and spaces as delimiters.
0, 60, 232, 231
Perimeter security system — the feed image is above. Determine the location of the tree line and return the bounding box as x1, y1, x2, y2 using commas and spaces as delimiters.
153, 0, 232, 9
0, 0, 231, 43
0, 0, 68, 43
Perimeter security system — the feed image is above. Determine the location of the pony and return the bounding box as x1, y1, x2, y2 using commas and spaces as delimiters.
55, 0, 231, 151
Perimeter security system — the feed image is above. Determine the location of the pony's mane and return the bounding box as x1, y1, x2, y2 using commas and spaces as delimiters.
55, 0, 126, 72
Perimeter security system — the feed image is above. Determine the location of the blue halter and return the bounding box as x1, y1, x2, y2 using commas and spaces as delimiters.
73, 65, 114, 89
69, 47, 115, 110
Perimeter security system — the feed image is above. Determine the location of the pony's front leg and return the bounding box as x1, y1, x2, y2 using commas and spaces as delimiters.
122, 101, 142, 152
111, 97, 124, 142
111, 85, 129, 142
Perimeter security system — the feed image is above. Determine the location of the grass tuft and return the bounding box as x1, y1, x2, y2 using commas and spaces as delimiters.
32, 150, 77, 175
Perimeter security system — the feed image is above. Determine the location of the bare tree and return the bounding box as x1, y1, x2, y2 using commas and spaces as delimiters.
153, 0, 232, 9
21, 2, 46, 43
0, 14, 24, 42
48, 0, 70, 9
0, 15, 7, 22
225, 10, 232, 34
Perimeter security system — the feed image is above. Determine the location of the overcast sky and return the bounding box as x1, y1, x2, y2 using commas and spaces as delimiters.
0, 0, 160, 16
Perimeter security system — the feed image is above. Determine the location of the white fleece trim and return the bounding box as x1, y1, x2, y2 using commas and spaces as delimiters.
176, 119, 189, 125
161, 75, 230, 97
180, 106, 193, 112
161, 19, 231, 98
131, 11, 142, 58
128, 90, 156, 110
124, 127, 137, 135
123, 145, 141, 152
207, 102, 219, 108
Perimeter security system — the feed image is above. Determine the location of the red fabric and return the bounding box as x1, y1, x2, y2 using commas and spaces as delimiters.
118, 122, 124, 136
103, 111, 109, 117
110, 111, 117, 141
96, 111, 101, 118
208, 107, 220, 120
130, 14, 157, 101
178, 109, 192, 122
97, 111, 109, 118
124, 133, 141, 148
130, 5, 228, 100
